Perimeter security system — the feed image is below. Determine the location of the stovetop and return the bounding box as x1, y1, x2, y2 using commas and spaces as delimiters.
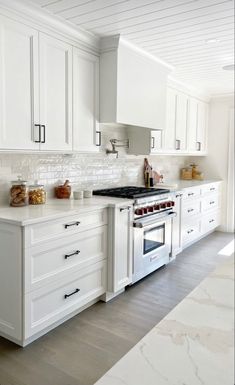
93, 186, 170, 199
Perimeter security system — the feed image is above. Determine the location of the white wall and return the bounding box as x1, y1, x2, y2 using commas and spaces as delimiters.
192, 95, 234, 232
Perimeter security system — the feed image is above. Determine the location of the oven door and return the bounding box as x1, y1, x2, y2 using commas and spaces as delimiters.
133, 213, 174, 283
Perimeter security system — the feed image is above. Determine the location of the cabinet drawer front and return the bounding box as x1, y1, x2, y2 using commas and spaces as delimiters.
25, 226, 107, 292
182, 218, 201, 246
201, 211, 220, 234
201, 183, 220, 195
25, 209, 107, 247
182, 187, 201, 200
201, 194, 219, 212
182, 199, 201, 218
25, 261, 107, 338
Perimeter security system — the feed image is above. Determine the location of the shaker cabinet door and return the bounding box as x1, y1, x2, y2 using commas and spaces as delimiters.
111, 206, 133, 292
73, 49, 100, 152
0, 17, 40, 150
39, 33, 72, 151
164, 87, 177, 150
175, 91, 188, 151
197, 101, 208, 152
187, 97, 198, 152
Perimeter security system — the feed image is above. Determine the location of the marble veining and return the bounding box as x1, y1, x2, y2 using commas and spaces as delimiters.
94, 256, 234, 385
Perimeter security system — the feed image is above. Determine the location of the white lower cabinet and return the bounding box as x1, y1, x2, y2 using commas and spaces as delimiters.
107, 205, 133, 294
0, 209, 108, 346
25, 260, 107, 338
178, 182, 222, 250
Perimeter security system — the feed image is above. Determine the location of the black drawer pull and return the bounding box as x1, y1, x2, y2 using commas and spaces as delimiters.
64, 221, 80, 229
209, 219, 215, 223
210, 187, 215, 191
210, 201, 215, 205
96, 130, 101, 147
187, 208, 194, 213
188, 192, 194, 196
64, 250, 80, 259
64, 288, 80, 299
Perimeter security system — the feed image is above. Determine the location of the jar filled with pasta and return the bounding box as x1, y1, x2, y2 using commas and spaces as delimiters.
29, 181, 46, 205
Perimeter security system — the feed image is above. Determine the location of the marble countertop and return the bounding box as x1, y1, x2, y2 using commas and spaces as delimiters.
94, 255, 234, 385
0, 179, 221, 226
0, 196, 134, 226
156, 179, 222, 191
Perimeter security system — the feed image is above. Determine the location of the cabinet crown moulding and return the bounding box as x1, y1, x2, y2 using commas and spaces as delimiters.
100, 35, 174, 73
0, 0, 99, 53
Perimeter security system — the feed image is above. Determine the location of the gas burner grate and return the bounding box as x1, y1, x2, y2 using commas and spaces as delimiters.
93, 186, 170, 199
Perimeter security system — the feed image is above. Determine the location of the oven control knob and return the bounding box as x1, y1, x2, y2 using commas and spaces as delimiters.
143, 207, 148, 214
148, 206, 154, 212
135, 208, 144, 215
167, 201, 172, 208
160, 202, 166, 209
171, 201, 175, 206
154, 204, 160, 211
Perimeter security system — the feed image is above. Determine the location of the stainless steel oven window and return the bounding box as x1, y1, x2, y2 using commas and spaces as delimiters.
143, 224, 165, 255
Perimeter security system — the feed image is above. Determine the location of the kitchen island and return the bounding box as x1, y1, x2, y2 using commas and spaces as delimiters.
94, 255, 234, 385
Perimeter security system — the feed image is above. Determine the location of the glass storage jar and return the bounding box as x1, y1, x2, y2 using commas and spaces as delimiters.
10, 176, 28, 207
29, 181, 46, 205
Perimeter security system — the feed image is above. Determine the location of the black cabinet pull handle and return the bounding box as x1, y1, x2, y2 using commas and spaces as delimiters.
64, 288, 80, 299
34, 124, 41, 143
196, 141, 201, 151
41, 124, 46, 143
187, 208, 194, 213
64, 221, 80, 229
210, 187, 215, 191
64, 250, 80, 259
151, 136, 155, 149
210, 201, 215, 205
176, 139, 181, 150
188, 192, 194, 196
209, 219, 215, 223
96, 131, 101, 146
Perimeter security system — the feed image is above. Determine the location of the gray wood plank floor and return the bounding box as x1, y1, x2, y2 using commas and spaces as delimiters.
0, 231, 233, 385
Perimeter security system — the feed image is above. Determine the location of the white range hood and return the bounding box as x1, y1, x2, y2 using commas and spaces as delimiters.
99, 35, 173, 130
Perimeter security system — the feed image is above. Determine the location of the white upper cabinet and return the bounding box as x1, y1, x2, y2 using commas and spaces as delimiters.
188, 97, 208, 153
0, 17, 39, 150
197, 101, 208, 152
175, 91, 188, 151
164, 87, 177, 151
73, 49, 100, 152
39, 33, 72, 151
100, 36, 171, 130
187, 97, 198, 152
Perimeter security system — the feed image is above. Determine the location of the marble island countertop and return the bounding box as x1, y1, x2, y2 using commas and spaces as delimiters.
94, 255, 234, 385
0, 196, 134, 226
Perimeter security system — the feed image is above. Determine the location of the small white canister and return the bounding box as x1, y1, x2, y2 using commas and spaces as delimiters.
84, 190, 93, 198
73, 190, 84, 200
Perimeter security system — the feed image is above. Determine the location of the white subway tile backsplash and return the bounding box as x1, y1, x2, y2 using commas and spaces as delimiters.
0, 127, 191, 204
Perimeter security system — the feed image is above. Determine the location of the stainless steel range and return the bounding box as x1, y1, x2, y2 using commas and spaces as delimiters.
93, 186, 176, 283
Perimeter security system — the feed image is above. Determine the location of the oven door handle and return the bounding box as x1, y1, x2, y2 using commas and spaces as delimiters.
133, 211, 177, 228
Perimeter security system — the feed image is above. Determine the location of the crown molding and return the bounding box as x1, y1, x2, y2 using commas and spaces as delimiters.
0, 0, 100, 54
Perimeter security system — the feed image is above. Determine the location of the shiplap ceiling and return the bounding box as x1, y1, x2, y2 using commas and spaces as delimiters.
29, 0, 234, 95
